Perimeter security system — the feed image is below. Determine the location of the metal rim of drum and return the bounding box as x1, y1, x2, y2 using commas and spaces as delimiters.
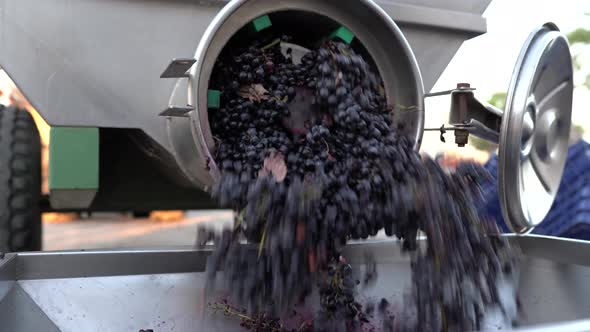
499, 23, 573, 233
187, 0, 425, 188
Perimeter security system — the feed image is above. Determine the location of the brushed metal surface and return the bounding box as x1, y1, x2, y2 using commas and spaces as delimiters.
0, 0, 490, 187
15, 249, 210, 280
499, 23, 574, 232
0, 284, 60, 332
0, 254, 16, 303
0, 236, 590, 331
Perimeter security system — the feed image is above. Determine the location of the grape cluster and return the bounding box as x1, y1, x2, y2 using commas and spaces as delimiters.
203, 34, 517, 331
393, 160, 519, 331
209, 300, 284, 332
313, 257, 370, 331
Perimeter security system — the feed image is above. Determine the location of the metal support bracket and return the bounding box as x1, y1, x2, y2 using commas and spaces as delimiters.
425, 83, 502, 147
160, 58, 196, 78
424, 124, 476, 143
159, 105, 195, 118
160, 58, 197, 117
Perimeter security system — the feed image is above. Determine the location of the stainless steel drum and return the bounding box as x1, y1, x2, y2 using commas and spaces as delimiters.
160, 1, 573, 233
0, 0, 492, 213
163, 0, 425, 190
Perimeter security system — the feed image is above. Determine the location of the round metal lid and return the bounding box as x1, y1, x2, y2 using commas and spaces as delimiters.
499, 23, 573, 233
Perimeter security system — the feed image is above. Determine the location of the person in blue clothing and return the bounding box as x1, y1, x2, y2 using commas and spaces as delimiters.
477, 124, 588, 237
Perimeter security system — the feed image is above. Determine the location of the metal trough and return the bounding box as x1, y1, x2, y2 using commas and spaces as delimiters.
1, 235, 590, 331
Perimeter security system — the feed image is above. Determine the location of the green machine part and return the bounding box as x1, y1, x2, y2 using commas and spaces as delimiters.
49, 127, 99, 209
330, 26, 355, 44
252, 15, 272, 32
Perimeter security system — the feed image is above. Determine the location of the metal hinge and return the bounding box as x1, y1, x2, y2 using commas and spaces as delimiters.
423, 83, 502, 146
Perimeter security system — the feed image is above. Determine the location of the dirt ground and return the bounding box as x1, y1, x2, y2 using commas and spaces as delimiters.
42, 210, 233, 251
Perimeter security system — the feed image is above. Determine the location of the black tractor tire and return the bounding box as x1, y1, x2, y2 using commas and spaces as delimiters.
0, 106, 42, 252
132, 211, 151, 219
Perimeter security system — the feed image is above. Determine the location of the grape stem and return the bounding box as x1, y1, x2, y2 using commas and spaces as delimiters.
212, 136, 223, 159
261, 38, 281, 51
234, 210, 245, 230
321, 138, 333, 160
395, 104, 418, 111
258, 224, 267, 259
209, 302, 294, 332
210, 302, 251, 321
211, 303, 268, 326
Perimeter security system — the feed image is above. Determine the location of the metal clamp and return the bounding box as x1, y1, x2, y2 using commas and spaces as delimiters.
424, 124, 476, 143
425, 83, 502, 147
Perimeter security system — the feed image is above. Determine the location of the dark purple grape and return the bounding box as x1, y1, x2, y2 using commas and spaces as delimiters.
206, 36, 517, 332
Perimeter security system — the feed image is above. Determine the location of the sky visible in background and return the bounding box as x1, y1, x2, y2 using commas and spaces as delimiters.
421, 0, 590, 156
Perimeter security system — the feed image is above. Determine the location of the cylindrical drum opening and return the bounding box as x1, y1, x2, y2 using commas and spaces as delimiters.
179, 0, 424, 190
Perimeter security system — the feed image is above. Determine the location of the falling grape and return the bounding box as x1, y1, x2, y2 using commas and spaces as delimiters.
204, 34, 518, 332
